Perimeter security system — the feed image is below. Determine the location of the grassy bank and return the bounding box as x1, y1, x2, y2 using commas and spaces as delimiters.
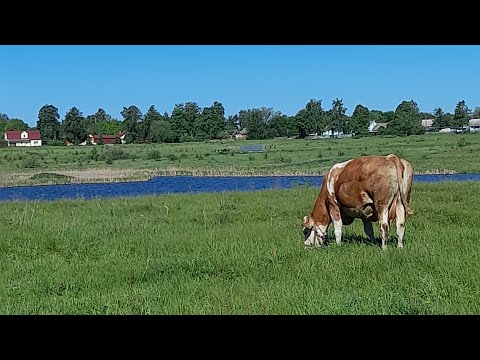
0, 182, 478, 314
0, 132, 479, 186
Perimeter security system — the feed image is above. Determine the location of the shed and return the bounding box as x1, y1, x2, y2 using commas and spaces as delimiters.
240, 144, 266, 153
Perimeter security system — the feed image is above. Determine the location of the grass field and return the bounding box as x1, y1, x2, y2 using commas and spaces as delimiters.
1, 181, 478, 314
1, 132, 480, 186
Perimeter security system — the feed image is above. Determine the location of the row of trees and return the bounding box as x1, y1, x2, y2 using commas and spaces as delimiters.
2, 99, 479, 144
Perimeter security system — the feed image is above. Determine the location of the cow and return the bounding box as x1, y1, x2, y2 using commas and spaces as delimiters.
302, 154, 413, 250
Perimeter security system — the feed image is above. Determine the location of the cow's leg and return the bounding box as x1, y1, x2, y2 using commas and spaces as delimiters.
378, 207, 390, 250
333, 218, 343, 245
395, 200, 406, 248
329, 205, 343, 245
362, 220, 375, 244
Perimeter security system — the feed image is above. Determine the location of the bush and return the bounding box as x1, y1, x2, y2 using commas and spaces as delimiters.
145, 150, 162, 160
22, 156, 38, 168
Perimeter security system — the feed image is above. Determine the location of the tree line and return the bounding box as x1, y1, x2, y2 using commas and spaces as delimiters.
1, 99, 479, 145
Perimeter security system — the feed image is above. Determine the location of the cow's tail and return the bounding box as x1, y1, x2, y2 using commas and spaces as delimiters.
388, 154, 411, 216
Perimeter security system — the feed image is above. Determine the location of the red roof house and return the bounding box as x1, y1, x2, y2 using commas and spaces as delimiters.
4, 130, 42, 147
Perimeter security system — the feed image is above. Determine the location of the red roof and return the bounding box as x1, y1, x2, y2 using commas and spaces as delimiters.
5, 130, 41, 141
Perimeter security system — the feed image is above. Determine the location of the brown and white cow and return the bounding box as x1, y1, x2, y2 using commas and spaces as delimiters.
303, 154, 413, 250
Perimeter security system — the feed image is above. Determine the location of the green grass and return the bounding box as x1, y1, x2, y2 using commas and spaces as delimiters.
1, 181, 478, 314
1, 132, 480, 187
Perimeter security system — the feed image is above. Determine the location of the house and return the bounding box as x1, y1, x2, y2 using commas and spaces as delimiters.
421, 119, 435, 129
87, 130, 126, 145
368, 121, 388, 134
468, 119, 480, 132
234, 128, 248, 140
4, 130, 42, 147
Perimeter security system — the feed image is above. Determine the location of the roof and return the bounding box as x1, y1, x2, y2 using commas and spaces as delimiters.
469, 119, 480, 126
5, 130, 41, 141
421, 119, 434, 128
372, 123, 388, 131
240, 144, 266, 153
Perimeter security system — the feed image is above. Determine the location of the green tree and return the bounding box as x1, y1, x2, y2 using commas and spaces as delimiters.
37, 104, 60, 143
473, 107, 480, 119
121, 105, 143, 143
383, 111, 395, 123
170, 103, 201, 142
5, 118, 29, 131
295, 99, 325, 138
433, 107, 449, 128
225, 115, 239, 137
269, 114, 297, 138
452, 100, 470, 127
327, 98, 348, 135
388, 100, 423, 136
350, 104, 371, 136
150, 120, 176, 143
196, 101, 226, 140
370, 110, 384, 123
238, 109, 265, 140
62, 107, 86, 144
139, 105, 162, 143
0, 113, 8, 133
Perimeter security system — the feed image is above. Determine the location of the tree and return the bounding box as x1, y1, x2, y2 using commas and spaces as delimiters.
170, 103, 201, 142
150, 120, 176, 143
370, 110, 384, 124
433, 107, 449, 128
121, 105, 143, 143
62, 107, 86, 144
473, 107, 480, 119
452, 100, 470, 127
295, 99, 325, 138
387, 100, 423, 136
350, 104, 371, 136
238, 109, 265, 140
225, 115, 239, 136
5, 118, 29, 131
140, 105, 162, 143
195, 101, 226, 140
269, 114, 297, 138
37, 104, 60, 143
327, 98, 348, 135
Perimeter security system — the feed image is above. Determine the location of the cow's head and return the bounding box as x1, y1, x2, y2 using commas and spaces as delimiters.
302, 215, 328, 248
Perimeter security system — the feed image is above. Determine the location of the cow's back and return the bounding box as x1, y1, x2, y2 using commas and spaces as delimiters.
329, 156, 400, 222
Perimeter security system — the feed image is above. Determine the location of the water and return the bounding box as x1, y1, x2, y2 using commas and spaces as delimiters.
0, 174, 479, 202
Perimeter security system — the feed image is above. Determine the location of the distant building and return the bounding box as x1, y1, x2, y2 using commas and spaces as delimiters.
234, 128, 248, 140
469, 119, 480, 132
421, 119, 435, 128
4, 130, 42, 147
368, 121, 388, 134
240, 144, 266, 153
87, 130, 127, 145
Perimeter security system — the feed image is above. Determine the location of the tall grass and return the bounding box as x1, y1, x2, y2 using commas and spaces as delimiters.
0, 182, 478, 314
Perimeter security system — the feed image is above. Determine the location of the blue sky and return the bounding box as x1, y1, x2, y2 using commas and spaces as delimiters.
1, 45, 479, 127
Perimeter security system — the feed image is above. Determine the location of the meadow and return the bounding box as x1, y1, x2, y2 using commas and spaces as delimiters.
1, 132, 480, 186
1, 181, 478, 314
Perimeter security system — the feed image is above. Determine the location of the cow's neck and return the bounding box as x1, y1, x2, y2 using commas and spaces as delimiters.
310, 179, 331, 226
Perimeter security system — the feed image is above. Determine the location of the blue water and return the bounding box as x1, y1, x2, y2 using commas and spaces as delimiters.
1, 174, 479, 202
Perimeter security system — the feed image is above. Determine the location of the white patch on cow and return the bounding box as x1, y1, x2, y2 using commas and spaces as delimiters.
327, 159, 351, 196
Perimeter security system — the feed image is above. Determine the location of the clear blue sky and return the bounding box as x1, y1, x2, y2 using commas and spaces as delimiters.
1, 45, 479, 127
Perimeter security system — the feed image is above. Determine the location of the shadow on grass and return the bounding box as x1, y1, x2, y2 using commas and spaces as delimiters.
325, 234, 382, 248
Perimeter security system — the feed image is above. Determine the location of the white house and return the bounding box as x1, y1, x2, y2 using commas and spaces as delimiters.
4, 130, 42, 147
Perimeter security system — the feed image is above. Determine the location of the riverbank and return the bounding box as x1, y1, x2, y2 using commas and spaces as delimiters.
1, 133, 478, 187
0, 166, 461, 188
